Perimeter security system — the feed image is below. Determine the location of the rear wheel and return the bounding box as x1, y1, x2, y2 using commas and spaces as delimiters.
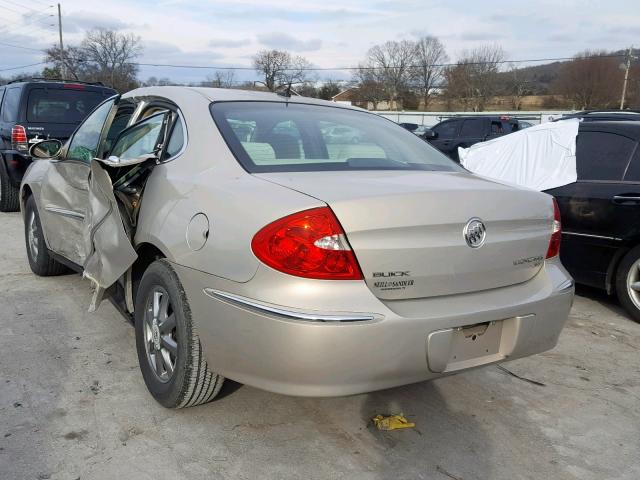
0, 165, 19, 212
616, 246, 640, 323
135, 259, 224, 408
24, 196, 67, 276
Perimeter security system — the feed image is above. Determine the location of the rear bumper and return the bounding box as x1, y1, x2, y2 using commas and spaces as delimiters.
1, 150, 31, 186
175, 260, 574, 397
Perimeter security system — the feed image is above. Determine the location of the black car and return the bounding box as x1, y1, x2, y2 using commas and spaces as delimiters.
545, 120, 640, 321
0, 79, 116, 211
423, 116, 523, 160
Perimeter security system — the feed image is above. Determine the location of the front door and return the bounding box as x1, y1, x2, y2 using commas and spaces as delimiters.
40, 97, 120, 266
430, 120, 460, 159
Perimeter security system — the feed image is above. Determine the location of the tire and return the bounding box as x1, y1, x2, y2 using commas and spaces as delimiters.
24, 195, 68, 276
135, 259, 224, 408
616, 246, 640, 323
0, 164, 19, 212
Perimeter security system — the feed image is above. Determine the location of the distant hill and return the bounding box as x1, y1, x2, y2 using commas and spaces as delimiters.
501, 48, 639, 95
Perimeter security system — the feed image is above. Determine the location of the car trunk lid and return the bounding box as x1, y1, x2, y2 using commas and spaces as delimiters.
255, 171, 553, 300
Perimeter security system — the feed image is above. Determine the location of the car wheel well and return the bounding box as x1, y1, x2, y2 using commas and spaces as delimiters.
131, 243, 166, 302
21, 185, 33, 214
607, 242, 640, 295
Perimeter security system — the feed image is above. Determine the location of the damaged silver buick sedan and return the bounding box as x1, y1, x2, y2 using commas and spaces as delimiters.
20, 87, 574, 408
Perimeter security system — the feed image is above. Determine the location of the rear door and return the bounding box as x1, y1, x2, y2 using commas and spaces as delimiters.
486, 119, 508, 141
457, 118, 486, 148
430, 120, 461, 158
83, 109, 178, 310
546, 128, 639, 288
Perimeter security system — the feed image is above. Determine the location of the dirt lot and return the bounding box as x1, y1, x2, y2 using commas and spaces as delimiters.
1, 210, 639, 480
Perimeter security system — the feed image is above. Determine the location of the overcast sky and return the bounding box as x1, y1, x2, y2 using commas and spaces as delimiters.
1, 0, 639, 83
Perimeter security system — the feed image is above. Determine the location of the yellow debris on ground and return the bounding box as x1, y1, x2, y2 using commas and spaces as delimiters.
372, 414, 415, 431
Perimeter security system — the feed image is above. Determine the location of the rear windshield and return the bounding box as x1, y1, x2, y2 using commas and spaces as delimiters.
27, 88, 108, 124
211, 101, 462, 173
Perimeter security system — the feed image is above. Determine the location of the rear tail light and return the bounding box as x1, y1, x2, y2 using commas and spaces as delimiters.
63, 83, 86, 90
546, 198, 561, 259
251, 207, 363, 280
11, 125, 28, 152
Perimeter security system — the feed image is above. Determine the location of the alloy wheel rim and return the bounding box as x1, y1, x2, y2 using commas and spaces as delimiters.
28, 211, 39, 259
143, 286, 178, 383
627, 259, 640, 311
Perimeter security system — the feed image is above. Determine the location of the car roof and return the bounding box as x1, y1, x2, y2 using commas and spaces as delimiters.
559, 110, 640, 121
4, 79, 116, 92
123, 86, 364, 111
438, 116, 517, 123
579, 120, 640, 139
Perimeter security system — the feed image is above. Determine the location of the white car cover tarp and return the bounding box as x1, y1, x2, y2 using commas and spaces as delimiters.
458, 119, 579, 191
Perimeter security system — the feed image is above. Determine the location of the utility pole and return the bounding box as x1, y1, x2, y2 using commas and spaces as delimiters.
57, 3, 65, 79
620, 46, 635, 110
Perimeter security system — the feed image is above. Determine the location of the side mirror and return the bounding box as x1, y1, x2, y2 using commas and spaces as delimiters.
29, 139, 63, 159
422, 129, 437, 140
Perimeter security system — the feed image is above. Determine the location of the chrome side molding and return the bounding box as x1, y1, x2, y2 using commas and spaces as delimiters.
44, 205, 85, 220
557, 278, 575, 293
562, 231, 621, 241
203, 288, 376, 322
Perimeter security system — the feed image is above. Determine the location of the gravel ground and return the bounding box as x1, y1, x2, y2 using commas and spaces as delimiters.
1, 211, 639, 480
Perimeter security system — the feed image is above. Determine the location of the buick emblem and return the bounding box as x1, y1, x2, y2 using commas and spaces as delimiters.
463, 218, 486, 248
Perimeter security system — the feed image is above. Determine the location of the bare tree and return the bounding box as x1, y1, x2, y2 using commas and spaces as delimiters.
627, 62, 640, 108
44, 45, 89, 80
203, 71, 236, 88
553, 50, 622, 109
81, 28, 142, 91
445, 44, 505, 111
252, 49, 311, 91
352, 68, 387, 110
318, 80, 341, 100
413, 36, 448, 109
502, 63, 531, 110
363, 40, 416, 109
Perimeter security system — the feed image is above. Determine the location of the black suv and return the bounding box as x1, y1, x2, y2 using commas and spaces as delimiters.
423, 116, 523, 160
0, 79, 116, 211
545, 121, 640, 321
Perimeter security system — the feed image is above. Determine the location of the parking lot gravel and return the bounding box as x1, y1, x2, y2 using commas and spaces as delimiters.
1, 211, 639, 480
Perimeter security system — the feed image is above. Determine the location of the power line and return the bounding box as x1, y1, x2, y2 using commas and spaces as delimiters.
0, 1, 54, 23
0, 22, 55, 42
0, 0, 51, 14
130, 53, 629, 72
0, 6, 55, 33
0, 61, 47, 72
0, 9, 56, 39
0, 40, 44, 51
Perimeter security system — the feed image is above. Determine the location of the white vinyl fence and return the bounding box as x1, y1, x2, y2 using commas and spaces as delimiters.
373, 110, 573, 127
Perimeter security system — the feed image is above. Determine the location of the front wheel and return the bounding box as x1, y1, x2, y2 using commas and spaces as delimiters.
24, 196, 68, 276
135, 259, 224, 408
616, 246, 640, 323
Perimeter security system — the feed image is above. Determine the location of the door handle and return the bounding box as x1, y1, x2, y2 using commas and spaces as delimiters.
612, 195, 640, 205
